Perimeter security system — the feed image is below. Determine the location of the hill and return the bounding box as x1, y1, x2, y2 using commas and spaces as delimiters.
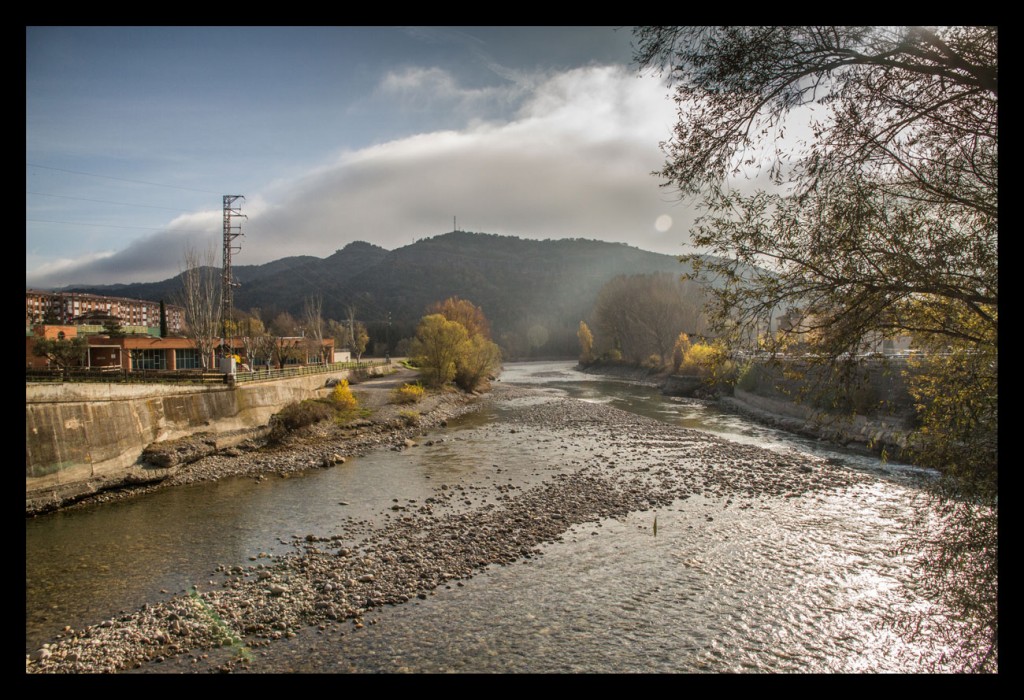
61, 232, 695, 358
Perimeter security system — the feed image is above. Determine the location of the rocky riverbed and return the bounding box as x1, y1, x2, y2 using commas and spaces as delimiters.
26, 380, 870, 674
30, 370, 479, 516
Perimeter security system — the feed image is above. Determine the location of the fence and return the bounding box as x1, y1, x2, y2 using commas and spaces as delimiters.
233, 360, 385, 384
26, 359, 387, 385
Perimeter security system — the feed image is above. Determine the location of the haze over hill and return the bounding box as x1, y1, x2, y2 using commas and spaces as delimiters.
58, 231, 697, 358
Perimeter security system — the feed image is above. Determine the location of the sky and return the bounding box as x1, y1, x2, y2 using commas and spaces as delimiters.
26, 26, 697, 289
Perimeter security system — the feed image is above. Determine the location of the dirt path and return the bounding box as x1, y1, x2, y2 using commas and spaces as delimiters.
348, 362, 420, 408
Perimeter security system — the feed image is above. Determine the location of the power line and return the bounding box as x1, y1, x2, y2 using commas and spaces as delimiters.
27, 191, 191, 212
26, 218, 209, 233
26, 163, 221, 195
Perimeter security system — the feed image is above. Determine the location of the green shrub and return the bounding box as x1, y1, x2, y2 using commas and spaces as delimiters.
399, 410, 420, 426
392, 382, 425, 404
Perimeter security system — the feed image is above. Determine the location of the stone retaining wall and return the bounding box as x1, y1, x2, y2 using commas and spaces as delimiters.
25, 372, 351, 512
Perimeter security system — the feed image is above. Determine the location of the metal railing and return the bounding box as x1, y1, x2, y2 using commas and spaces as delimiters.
26, 359, 387, 385
233, 360, 385, 384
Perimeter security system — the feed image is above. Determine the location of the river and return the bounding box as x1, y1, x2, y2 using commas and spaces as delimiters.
26, 361, 957, 673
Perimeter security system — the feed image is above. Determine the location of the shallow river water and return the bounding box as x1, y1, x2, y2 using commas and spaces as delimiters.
26, 361, 956, 673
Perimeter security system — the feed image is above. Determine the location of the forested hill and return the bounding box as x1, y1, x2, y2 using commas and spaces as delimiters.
60, 231, 695, 358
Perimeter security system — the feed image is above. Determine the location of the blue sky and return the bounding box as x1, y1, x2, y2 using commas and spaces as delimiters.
27, 26, 695, 288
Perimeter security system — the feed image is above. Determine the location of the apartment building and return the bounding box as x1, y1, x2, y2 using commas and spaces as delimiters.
25, 290, 185, 333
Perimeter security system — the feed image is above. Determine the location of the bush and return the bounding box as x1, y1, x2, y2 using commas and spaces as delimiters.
399, 410, 420, 426
602, 348, 623, 362
268, 399, 335, 442
330, 379, 358, 410
672, 332, 692, 373
735, 361, 758, 392
392, 382, 425, 404
680, 341, 739, 393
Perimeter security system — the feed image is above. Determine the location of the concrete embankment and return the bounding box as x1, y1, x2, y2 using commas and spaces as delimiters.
27, 384, 870, 674
25, 372, 356, 513
722, 389, 913, 457
580, 361, 915, 458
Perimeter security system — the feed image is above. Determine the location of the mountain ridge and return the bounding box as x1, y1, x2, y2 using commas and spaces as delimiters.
55, 231, 695, 358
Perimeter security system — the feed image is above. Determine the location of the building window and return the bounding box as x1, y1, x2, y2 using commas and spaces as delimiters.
175, 348, 200, 370
135, 349, 167, 370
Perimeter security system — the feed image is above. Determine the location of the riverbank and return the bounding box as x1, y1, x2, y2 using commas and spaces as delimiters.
26, 367, 483, 517
27, 378, 872, 673
578, 360, 914, 459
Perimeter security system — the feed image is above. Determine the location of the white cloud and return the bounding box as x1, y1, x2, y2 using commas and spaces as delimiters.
27, 251, 118, 288
28, 65, 695, 288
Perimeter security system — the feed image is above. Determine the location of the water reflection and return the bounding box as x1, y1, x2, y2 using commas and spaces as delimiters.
28, 361, 948, 672
501, 361, 931, 483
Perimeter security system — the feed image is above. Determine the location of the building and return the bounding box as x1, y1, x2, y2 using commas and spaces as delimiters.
25, 290, 185, 334
27, 324, 334, 373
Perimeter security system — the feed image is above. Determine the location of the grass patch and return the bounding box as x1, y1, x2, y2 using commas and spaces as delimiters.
188, 586, 251, 661
392, 382, 425, 404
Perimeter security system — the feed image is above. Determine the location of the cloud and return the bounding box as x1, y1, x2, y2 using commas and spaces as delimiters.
28, 65, 694, 288
368, 64, 536, 130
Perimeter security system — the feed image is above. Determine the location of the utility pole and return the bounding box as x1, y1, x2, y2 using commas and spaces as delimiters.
222, 195, 246, 364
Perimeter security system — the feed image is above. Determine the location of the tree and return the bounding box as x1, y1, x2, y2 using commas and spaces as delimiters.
102, 318, 125, 337
633, 26, 996, 359
268, 311, 300, 338
432, 297, 501, 390
329, 305, 371, 361
410, 314, 468, 387
176, 245, 222, 370
577, 321, 594, 364
33, 336, 88, 380
326, 318, 349, 352
635, 25, 997, 671
350, 321, 369, 361
454, 333, 502, 392
159, 300, 168, 338
235, 310, 274, 369
671, 332, 692, 373
429, 296, 492, 340
411, 298, 501, 390
272, 337, 305, 369
302, 294, 328, 364
592, 273, 707, 366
